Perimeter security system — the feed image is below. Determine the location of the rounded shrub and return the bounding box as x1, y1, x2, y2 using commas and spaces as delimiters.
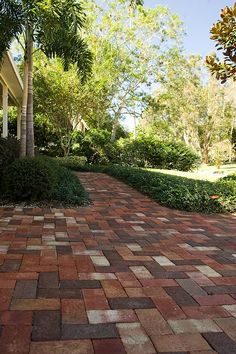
0, 137, 20, 181
116, 136, 200, 171
72, 129, 112, 164
51, 166, 89, 205
2, 157, 60, 200
56, 156, 87, 170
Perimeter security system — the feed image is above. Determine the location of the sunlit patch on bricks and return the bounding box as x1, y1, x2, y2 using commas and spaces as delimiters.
0, 172, 236, 353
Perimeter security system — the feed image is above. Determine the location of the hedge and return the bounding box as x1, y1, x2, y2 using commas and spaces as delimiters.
0, 137, 20, 182
65, 163, 236, 214
1, 156, 89, 206
116, 137, 201, 171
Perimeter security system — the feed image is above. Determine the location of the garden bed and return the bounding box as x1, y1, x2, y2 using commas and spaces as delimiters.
57, 158, 236, 214
0, 156, 89, 208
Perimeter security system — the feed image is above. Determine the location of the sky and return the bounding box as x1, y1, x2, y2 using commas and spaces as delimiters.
124, 0, 235, 131
145, 0, 235, 57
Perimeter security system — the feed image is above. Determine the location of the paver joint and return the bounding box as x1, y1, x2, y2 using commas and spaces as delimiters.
0, 172, 236, 353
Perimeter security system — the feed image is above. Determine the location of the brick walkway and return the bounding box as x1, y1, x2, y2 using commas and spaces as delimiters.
0, 172, 236, 353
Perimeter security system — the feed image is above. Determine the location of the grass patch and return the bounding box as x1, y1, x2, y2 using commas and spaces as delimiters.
65, 162, 236, 214
147, 163, 236, 182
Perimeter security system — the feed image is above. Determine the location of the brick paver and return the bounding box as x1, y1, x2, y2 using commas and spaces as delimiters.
0, 172, 236, 353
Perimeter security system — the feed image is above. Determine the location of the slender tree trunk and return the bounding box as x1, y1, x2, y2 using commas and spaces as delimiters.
133, 116, 137, 140
229, 123, 234, 163
183, 131, 189, 145
202, 145, 209, 164
111, 118, 118, 142
26, 32, 34, 157
20, 38, 29, 157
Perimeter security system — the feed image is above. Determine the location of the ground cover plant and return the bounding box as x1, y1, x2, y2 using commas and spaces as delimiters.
0, 156, 89, 206
58, 157, 236, 214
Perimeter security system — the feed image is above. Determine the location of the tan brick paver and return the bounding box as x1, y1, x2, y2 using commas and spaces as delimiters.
0, 172, 236, 353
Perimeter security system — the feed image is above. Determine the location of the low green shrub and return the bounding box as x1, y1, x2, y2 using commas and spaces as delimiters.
2, 157, 59, 200
69, 135, 200, 171
1, 156, 89, 206
57, 156, 87, 170
51, 167, 89, 205
215, 179, 236, 213
0, 137, 20, 182
117, 136, 200, 171
222, 173, 236, 182
67, 163, 236, 213
72, 129, 112, 164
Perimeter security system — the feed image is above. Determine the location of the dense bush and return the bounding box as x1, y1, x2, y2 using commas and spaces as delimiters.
2, 157, 59, 200
222, 173, 236, 182
4, 113, 62, 156
34, 114, 61, 156
69, 163, 236, 213
72, 129, 113, 164
70, 133, 200, 171
0, 137, 20, 182
116, 136, 200, 171
56, 156, 87, 170
51, 167, 88, 205
1, 156, 89, 205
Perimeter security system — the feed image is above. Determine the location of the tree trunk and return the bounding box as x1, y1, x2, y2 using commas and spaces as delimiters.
202, 146, 209, 164
229, 123, 234, 163
133, 116, 137, 140
20, 42, 29, 157
111, 117, 119, 142
26, 33, 35, 157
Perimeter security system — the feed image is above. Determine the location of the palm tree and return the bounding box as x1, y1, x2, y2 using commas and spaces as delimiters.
0, 0, 92, 157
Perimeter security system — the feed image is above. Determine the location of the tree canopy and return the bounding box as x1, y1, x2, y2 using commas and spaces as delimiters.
82, 0, 183, 140
0, 0, 92, 157
0, 0, 92, 80
140, 54, 236, 163
206, 4, 236, 83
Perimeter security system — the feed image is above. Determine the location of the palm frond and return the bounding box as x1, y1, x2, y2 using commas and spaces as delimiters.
0, 0, 23, 61
35, 0, 92, 81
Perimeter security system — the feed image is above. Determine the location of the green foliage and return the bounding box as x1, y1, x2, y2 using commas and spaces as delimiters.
0, 136, 20, 182
81, 0, 183, 139
141, 54, 236, 164
222, 173, 236, 182
1, 156, 89, 205
33, 114, 61, 156
0, 0, 92, 80
206, 4, 236, 83
57, 156, 87, 170
72, 129, 113, 164
232, 128, 236, 151
51, 167, 89, 205
33, 56, 89, 156
73, 164, 236, 214
2, 157, 59, 200
0, 1, 23, 62
68, 131, 199, 171
116, 136, 200, 171
1, 112, 62, 156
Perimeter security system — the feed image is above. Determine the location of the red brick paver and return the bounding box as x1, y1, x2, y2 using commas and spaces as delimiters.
0, 172, 236, 353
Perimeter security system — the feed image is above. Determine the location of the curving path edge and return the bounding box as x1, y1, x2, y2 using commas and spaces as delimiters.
0, 172, 236, 353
